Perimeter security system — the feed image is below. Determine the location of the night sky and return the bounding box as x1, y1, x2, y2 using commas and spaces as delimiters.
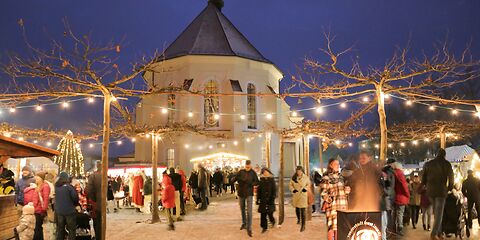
1, 0, 479, 158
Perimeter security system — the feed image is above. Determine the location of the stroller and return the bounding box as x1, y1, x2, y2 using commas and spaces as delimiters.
442, 192, 470, 239
76, 212, 93, 240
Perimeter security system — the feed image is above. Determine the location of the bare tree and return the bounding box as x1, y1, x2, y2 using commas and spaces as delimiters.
293, 32, 480, 162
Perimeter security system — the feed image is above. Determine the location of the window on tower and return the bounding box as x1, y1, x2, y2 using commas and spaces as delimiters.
167, 148, 175, 168
204, 80, 219, 127
247, 83, 257, 129
167, 94, 176, 124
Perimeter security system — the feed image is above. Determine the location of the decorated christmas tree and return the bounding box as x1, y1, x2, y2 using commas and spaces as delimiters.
54, 130, 85, 177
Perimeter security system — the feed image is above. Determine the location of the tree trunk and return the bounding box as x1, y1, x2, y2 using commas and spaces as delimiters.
376, 88, 388, 163
100, 93, 111, 240
302, 135, 312, 221
151, 133, 160, 223
278, 138, 285, 225
439, 126, 446, 149
265, 132, 271, 168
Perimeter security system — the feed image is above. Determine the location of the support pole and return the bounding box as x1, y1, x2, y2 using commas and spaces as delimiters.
440, 126, 447, 149
151, 133, 160, 223
302, 135, 312, 221
100, 93, 111, 240
278, 138, 285, 225
265, 132, 271, 168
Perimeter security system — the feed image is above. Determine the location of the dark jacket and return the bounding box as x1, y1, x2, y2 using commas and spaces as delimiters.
55, 183, 79, 215
86, 171, 103, 211
198, 167, 209, 190
233, 169, 259, 198
345, 161, 383, 211
189, 171, 199, 189
422, 156, 454, 198
143, 177, 153, 195
382, 165, 396, 210
256, 176, 276, 213
462, 175, 480, 202
212, 171, 223, 185
169, 172, 182, 191
15, 174, 35, 205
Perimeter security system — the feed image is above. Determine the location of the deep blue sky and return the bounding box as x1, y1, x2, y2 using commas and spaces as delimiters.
1, 0, 479, 157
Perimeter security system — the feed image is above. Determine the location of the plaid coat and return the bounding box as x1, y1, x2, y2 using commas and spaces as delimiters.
320, 172, 348, 230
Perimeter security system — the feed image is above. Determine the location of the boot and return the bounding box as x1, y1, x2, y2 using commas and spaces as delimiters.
296, 208, 300, 224
300, 208, 306, 232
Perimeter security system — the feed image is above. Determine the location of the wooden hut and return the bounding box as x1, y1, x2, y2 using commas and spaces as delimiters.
0, 135, 59, 240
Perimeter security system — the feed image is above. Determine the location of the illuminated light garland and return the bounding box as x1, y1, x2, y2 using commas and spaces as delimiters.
188, 112, 194, 118
9, 108, 16, 113
265, 113, 273, 120
161, 108, 168, 114
35, 105, 43, 111
291, 111, 298, 117
87, 97, 95, 103
315, 106, 324, 114
61, 101, 69, 108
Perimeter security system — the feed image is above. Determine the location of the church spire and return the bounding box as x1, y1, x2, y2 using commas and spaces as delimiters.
208, 0, 224, 11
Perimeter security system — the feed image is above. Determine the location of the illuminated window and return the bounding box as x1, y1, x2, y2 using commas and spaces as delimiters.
167, 148, 175, 168
247, 83, 257, 129
167, 94, 176, 124
204, 80, 219, 127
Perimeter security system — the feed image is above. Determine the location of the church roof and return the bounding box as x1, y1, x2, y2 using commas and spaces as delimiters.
160, 2, 272, 64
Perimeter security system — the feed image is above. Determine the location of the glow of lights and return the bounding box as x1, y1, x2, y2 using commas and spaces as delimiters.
361, 144, 366, 148
35, 105, 43, 111
190, 152, 249, 163
198, 146, 203, 150
46, 142, 52, 147
3, 132, 11, 138
62, 101, 69, 108
188, 112, 194, 118
340, 102, 347, 108
388, 143, 393, 148
18, 137, 24, 141
291, 111, 298, 117
89, 143, 94, 148
348, 142, 353, 147
33, 140, 38, 144
246, 138, 251, 143
161, 108, 168, 114
451, 109, 458, 115
315, 106, 323, 114
145, 133, 150, 139
117, 141, 122, 145
208, 145, 213, 149
424, 138, 430, 142
400, 142, 406, 147
454, 136, 459, 140
362, 96, 369, 102
221, 143, 226, 148
87, 97, 95, 103
75, 143, 80, 148
412, 140, 418, 145
258, 134, 263, 138
405, 100, 413, 106
111, 96, 117, 102
233, 141, 238, 146
185, 144, 190, 149
265, 113, 273, 120
475, 111, 480, 119
335, 140, 341, 145
9, 108, 16, 113
213, 114, 220, 120
374, 144, 379, 149
384, 93, 391, 99
240, 114, 246, 120
429, 105, 436, 111
131, 138, 136, 142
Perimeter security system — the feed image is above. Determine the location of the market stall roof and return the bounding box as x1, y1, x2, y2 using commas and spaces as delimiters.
446, 145, 478, 163
190, 152, 249, 163
0, 135, 60, 162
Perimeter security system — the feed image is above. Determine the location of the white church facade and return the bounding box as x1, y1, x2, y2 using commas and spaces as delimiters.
134, 2, 304, 174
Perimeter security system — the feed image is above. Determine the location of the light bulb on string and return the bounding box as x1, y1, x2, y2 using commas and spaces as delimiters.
131, 138, 136, 142
265, 113, 273, 120
405, 100, 413, 106
424, 138, 430, 142
451, 109, 458, 115
233, 141, 238, 146
400, 142, 406, 147
429, 105, 436, 111
291, 111, 298, 117
89, 143, 94, 148
362, 96, 369, 102
246, 138, 251, 143
117, 141, 122, 145
374, 144, 379, 149
334, 140, 341, 145
348, 142, 353, 147
75, 143, 80, 148
361, 144, 366, 148
208, 145, 213, 149
340, 102, 347, 108
161, 108, 168, 114
111, 95, 117, 102
18, 137, 24, 141
35, 105, 43, 111
388, 143, 393, 148
9, 107, 16, 113
315, 106, 323, 114
188, 112, 194, 118
240, 114, 246, 120
62, 101, 69, 108
185, 144, 190, 149
3, 132, 11, 138
221, 143, 226, 148
383, 93, 391, 100
213, 114, 220, 120
412, 140, 418, 145
46, 142, 52, 147
87, 97, 95, 103
33, 140, 38, 144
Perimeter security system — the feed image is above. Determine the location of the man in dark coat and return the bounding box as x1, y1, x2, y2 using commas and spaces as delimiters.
382, 159, 397, 236
212, 168, 223, 197
169, 167, 183, 221
189, 170, 199, 197
86, 160, 103, 240
422, 149, 454, 240
256, 168, 276, 233
462, 170, 480, 229
232, 160, 259, 237
15, 165, 36, 209
197, 164, 209, 210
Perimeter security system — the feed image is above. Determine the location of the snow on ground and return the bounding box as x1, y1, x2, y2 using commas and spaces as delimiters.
106, 194, 479, 240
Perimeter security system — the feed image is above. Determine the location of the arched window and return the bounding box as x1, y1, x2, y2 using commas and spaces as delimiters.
247, 83, 257, 129
167, 94, 176, 124
204, 80, 219, 127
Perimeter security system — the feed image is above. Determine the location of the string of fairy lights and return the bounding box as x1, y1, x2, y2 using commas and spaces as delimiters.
1, 92, 479, 149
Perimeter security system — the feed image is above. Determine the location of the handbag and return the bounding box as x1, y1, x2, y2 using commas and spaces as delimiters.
307, 189, 314, 206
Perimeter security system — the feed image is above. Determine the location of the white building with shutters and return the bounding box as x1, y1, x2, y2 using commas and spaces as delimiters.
134, 2, 304, 174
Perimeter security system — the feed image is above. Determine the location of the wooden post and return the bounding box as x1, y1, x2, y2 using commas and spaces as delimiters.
265, 132, 271, 168
439, 126, 446, 149
302, 135, 312, 221
278, 138, 285, 225
151, 133, 160, 223
100, 93, 111, 240
376, 88, 388, 164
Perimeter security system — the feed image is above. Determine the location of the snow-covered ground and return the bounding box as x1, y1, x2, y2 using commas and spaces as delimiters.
106, 194, 479, 239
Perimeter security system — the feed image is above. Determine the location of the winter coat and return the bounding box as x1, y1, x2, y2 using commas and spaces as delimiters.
422, 156, 454, 198
256, 177, 276, 213
409, 181, 421, 206
24, 183, 50, 214
55, 183, 79, 216
462, 175, 480, 202
107, 181, 114, 201
15, 174, 35, 205
178, 170, 187, 192
86, 171, 103, 211
393, 168, 410, 206
132, 175, 144, 207
289, 174, 311, 208
189, 171, 199, 189
197, 167, 209, 190
417, 184, 431, 209
345, 161, 383, 211
161, 176, 175, 209
169, 172, 182, 191
233, 169, 259, 198
382, 165, 396, 211
212, 171, 223, 185
16, 203, 35, 240
320, 172, 348, 218
143, 177, 153, 195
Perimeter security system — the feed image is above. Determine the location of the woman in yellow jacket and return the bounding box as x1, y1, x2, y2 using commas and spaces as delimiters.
289, 166, 311, 232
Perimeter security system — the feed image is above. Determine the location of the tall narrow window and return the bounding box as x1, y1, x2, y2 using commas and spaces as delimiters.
167, 94, 176, 124
204, 80, 219, 127
167, 148, 175, 168
247, 83, 257, 129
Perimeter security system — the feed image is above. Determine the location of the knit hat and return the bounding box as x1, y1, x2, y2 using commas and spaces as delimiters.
22, 202, 35, 215
36, 171, 47, 181
58, 171, 70, 181
21, 165, 32, 172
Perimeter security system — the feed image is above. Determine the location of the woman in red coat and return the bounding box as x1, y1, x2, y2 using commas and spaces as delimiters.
392, 162, 410, 235
162, 174, 175, 230
132, 172, 144, 211
23, 172, 51, 240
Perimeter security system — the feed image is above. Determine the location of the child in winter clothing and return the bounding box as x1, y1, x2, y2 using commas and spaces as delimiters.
161, 175, 176, 231
15, 202, 36, 240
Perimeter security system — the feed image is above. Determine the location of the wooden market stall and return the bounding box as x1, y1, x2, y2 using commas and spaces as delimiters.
0, 135, 59, 240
